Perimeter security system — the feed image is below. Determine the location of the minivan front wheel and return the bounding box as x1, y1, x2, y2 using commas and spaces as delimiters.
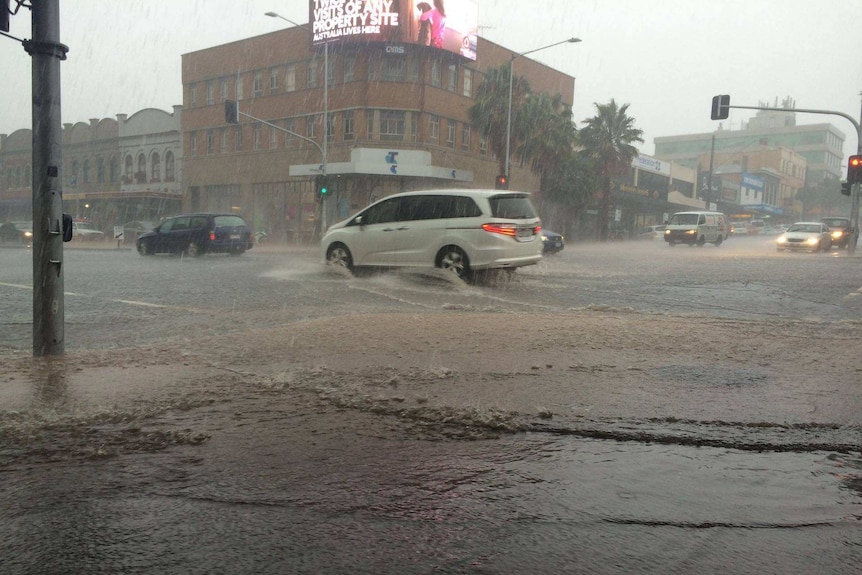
437, 246, 470, 279
326, 243, 354, 271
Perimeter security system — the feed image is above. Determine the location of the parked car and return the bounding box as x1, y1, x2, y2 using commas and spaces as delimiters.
541, 229, 565, 253
0, 221, 34, 245
72, 221, 106, 241
321, 189, 543, 279
637, 224, 665, 240
136, 213, 254, 256
122, 220, 155, 244
730, 221, 748, 235
820, 216, 856, 250
748, 219, 766, 235
775, 222, 832, 252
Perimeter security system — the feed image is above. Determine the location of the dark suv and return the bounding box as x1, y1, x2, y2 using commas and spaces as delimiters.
136, 213, 254, 256
820, 216, 856, 250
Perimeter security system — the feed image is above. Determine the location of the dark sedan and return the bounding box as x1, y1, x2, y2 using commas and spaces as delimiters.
0, 221, 34, 245
541, 229, 565, 254
137, 213, 254, 257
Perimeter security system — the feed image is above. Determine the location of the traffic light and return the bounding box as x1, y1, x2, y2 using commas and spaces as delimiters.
225, 100, 238, 124
841, 182, 852, 196
710, 94, 730, 120
495, 174, 508, 190
62, 214, 73, 242
848, 154, 862, 184
315, 175, 329, 197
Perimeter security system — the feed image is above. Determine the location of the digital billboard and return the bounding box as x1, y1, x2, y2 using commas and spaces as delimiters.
310, 0, 479, 60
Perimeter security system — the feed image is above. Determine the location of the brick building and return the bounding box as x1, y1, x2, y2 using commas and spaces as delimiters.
180, 27, 576, 241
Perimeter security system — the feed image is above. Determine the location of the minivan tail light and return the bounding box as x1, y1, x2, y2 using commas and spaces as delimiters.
482, 223, 518, 237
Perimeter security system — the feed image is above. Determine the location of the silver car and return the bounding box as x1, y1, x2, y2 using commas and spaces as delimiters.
775, 222, 832, 252
321, 189, 543, 279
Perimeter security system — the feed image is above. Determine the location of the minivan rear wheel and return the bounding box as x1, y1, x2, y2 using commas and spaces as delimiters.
437, 246, 470, 279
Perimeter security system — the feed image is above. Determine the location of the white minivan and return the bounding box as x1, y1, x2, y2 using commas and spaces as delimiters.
321, 189, 543, 279
664, 211, 730, 247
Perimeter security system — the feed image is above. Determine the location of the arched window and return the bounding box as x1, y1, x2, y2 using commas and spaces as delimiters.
137, 153, 147, 183
124, 155, 133, 182
151, 152, 161, 181
165, 151, 175, 181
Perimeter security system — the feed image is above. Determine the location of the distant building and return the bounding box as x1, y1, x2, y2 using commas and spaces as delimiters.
0, 107, 183, 228
654, 97, 845, 187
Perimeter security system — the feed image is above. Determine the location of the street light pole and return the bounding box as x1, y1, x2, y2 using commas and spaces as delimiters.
265, 11, 329, 232
504, 37, 581, 182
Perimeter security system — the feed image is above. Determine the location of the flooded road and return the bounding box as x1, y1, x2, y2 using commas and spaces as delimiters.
1, 239, 861, 572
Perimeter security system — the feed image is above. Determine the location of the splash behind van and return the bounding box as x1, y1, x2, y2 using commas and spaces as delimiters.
664, 211, 729, 247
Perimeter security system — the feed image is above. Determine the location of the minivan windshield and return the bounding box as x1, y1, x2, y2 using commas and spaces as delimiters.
668, 213, 699, 225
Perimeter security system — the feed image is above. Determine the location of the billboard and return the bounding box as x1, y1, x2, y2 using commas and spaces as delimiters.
309, 0, 479, 60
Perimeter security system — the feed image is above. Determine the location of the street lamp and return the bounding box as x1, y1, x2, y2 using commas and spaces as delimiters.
265, 11, 328, 178
504, 37, 581, 182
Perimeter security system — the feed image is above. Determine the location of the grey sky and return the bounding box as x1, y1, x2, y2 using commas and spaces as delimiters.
1, 0, 860, 162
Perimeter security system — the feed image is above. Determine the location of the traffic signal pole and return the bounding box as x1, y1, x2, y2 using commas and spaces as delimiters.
23, 1, 69, 356
712, 97, 862, 255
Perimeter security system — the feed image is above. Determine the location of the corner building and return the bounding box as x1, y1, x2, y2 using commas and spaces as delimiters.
181, 28, 575, 242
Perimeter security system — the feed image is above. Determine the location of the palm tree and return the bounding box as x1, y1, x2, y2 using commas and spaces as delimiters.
468, 64, 532, 175
518, 91, 576, 178
579, 99, 643, 241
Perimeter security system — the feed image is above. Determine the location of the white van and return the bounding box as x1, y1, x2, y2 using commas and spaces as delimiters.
321, 189, 543, 279
664, 211, 730, 247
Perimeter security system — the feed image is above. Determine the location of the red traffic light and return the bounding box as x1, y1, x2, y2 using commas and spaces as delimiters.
495, 175, 508, 190
848, 154, 862, 184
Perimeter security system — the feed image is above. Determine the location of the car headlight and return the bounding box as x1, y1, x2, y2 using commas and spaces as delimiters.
832, 230, 844, 239
24, 231, 33, 238
806, 237, 818, 245
685, 229, 696, 235
776, 236, 786, 244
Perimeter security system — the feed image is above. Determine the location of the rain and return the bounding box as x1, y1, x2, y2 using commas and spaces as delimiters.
2, 1, 862, 572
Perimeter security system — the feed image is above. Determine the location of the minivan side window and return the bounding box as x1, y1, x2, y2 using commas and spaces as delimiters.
362, 197, 401, 225
698, 215, 706, 225
172, 217, 190, 231
159, 218, 174, 233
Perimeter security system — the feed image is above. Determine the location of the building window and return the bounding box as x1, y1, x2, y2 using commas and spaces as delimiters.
124, 155, 133, 181
479, 134, 488, 156
285, 118, 296, 145
221, 128, 229, 150
367, 110, 374, 139
461, 125, 471, 151
308, 115, 317, 139
151, 152, 161, 180
165, 152, 175, 180
270, 67, 279, 93
382, 55, 406, 81
344, 55, 356, 82
446, 119, 456, 148
190, 83, 197, 106
285, 64, 296, 92
431, 59, 441, 87
235, 126, 243, 149
253, 71, 263, 96
344, 110, 354, 141
307, 60, 318, 88
220, 78, 229, 102
463, 69, 472, 98
326, 114, 335, 143
254, 123, 262, 149
429, 115, 439, 144
207, 129, 215, 154
137, 153, 147, 182
446, 64, 457, 92
270, 123, 279, 147
190, 132, 197, 156
206, 80, 215, 105
380, 111, 405, 141
235, 75, 244, 100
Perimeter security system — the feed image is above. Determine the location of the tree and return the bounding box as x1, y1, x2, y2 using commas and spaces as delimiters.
468, 64, 531, 175
578, 99, 643, 241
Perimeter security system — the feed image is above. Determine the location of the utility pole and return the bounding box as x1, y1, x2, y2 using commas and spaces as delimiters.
23, 0, 68, 355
